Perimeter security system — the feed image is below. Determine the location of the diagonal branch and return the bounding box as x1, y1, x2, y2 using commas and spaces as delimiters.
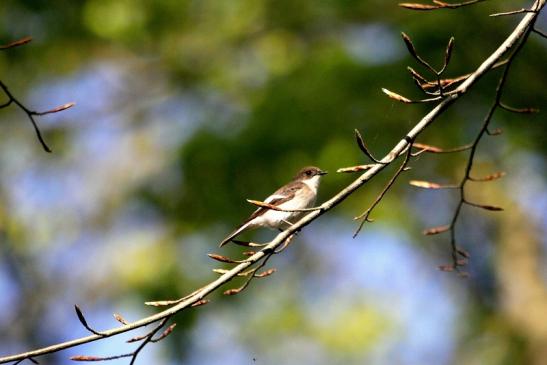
432, 0, 543, 274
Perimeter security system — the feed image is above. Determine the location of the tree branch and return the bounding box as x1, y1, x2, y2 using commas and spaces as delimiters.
0, 38, 75, 153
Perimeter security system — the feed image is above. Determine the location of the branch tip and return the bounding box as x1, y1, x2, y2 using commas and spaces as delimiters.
382, 88, 413, 104
423, 225, 450, 235
113, 313, 128, 325
0, 36, 32, 50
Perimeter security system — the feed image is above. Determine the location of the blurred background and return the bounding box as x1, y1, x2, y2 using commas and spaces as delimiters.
1, 1, 546, 364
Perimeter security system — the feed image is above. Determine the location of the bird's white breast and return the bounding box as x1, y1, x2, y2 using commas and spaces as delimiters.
303, 175, 320, 194
252, 185, 316, 229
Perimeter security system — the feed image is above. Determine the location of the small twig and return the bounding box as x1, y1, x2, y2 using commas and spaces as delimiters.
79, 319, 171, 363
71, 354, 133, 362
337, 164, 376, 173
463, 200, 504, 211
0, 80, 75, 152
13, 358, 38, 365
490, 8, 536, 17
400, 34, 455, 98
409, 180, 459, 189
354, 129, 386, 164
274, 233, 296, 253
113, 313, 129, 326
401, 32, 438, 74
420, 59, 509, 91
151, 323, 177, 343
468, 171, 506, 182
440, 5, 538, 273
74, 305, 106, 337
439, 37, 455, 74
0, 37, 74, 153
499, 102, 539, 113
412, 142, 473, 154
145, 286, 206, 307
231, 239, 268, 247
208, 253, 250, 264
128, 318, 169, 365
423, 225, 451, 235
0, 36, 32, 50
353, 141, 413, 238
223, 252, 275, 296
486, 127, 503, 136
382, 88, 441, 103
533, 27, 547, 38
399, 0, 486, 11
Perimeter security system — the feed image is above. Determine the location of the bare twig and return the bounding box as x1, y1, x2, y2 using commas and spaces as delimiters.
490, 8, 536, 17
354, 129, 386, 164
0, 38, 75, 152
72, 318, 170, 364
436, 0, 542, 273
353, 143, 413, 237
499, 102, 539, 113
74, 305, 106, 337
337, 164, 377, 173
399, 0, 486, 10
412, 142, 473, 153
409, 180, 459, 189
0, 36, 32, 50
533, 27, 547, 38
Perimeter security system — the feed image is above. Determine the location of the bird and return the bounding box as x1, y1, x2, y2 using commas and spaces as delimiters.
219, 166, 328, 247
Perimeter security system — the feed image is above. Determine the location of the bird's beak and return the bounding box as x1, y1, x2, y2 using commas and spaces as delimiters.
318, 170, 328, 175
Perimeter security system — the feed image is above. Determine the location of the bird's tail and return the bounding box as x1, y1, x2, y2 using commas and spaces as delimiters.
219, 221, 251, 247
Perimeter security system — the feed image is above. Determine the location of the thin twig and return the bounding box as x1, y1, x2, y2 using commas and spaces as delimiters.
0, 36, 32, 50
533, 27, 547, 38
412, 142, 474, 154
353, 143, 413, 237
499, 102, 539, 113
490, 8, 536, 17
354, 129, 386, 164
0, 80, 75, 152
442, 3, 539, 273
399, 0, 486, 11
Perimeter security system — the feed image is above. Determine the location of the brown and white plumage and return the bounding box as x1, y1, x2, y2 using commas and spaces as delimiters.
219, 166, 327, 247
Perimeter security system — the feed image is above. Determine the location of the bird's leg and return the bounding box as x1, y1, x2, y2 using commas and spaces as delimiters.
280, 220, 301, 236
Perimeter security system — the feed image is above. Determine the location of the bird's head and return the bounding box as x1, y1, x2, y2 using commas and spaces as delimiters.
294, 166, 328, 189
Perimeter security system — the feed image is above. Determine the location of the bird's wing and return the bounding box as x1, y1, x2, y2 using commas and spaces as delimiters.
218, 181, 304, 247
244, 181, 304, 222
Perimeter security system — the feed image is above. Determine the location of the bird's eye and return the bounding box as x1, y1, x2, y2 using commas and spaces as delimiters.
306, 170, 313, 176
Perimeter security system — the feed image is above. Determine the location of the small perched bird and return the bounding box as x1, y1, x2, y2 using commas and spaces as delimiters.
219, 166, 328, 247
